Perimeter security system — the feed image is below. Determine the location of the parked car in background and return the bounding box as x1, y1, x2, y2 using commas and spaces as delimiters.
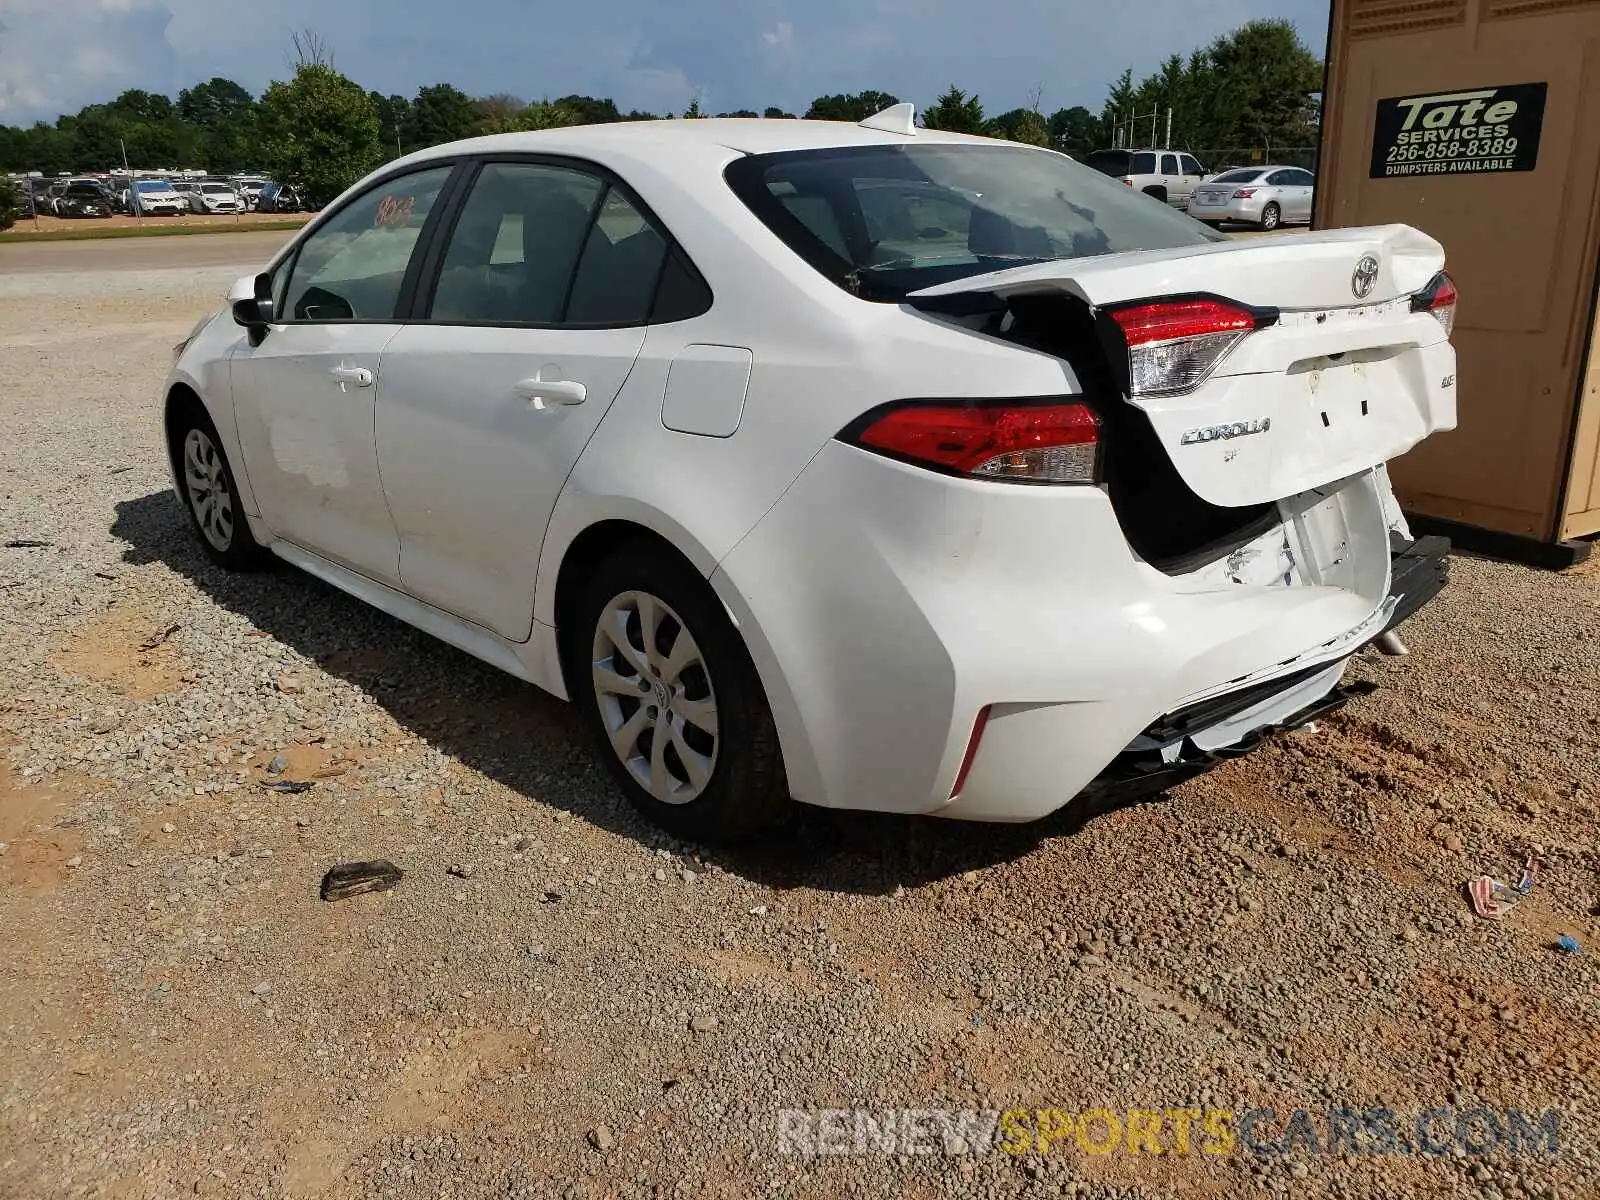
163, 114, 1456, 841
129, 178, 189, 216
231, 177, 268, 210
1081, 148, 1208, 209
55, 181, 114, 218
256, 181, 305, 213
181, 181, 244, 214
1188, 166, 1316, 231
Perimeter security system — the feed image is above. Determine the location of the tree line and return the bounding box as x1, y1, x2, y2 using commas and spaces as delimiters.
0, 19, 1320, 209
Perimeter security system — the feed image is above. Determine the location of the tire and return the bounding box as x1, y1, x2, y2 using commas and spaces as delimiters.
1259, 203, 1281, 231
570, 541, 789, 841
168, 401, 268, 570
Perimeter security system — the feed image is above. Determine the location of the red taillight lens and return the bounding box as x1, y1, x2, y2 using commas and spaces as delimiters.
845, 400, 1100, 484
1232, 188, 1257, 199
950, 705, 991, 799
1411, 270, 1458, 336
1106, 296, 1272, 396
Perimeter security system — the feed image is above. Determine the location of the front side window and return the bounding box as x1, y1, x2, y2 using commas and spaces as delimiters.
1180, 155, 1204, 176
726, 143, 1221, 302
282, 165, 453, 322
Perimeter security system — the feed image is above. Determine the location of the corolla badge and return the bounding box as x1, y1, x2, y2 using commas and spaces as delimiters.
1180, 418, 1271, 446
1352, 254, 1380, 299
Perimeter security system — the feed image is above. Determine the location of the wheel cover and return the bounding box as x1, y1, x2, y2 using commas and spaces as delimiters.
1263, 205, 1280, 229
591, 590, 719, 805
182, 428, 234, 552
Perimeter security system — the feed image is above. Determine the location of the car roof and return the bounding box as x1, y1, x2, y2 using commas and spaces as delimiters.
401, 116, 1002, 165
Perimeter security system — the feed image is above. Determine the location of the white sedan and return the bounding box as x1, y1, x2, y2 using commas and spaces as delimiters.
162, 108, 1457, 839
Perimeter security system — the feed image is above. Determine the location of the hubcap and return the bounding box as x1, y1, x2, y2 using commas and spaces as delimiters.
591, 591, 718, 805
182, 428, 234, 552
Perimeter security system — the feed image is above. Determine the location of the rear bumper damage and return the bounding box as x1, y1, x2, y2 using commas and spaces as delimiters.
1080, 534, 1450, 806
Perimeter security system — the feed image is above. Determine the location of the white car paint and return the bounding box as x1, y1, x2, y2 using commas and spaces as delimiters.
164, 116, 1456, 829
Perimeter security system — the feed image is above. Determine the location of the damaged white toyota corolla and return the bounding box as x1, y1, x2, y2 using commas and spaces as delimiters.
162, 106, 1455, 839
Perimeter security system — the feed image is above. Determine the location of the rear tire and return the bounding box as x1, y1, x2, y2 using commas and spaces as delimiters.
1259, 203, 1281, 231
168, 401, 268, 570
570, 542, 789, 842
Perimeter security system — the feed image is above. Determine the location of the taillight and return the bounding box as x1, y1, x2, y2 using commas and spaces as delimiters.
1104, 296, 1275, 397
841, 399, 1101, 484
1121, 177, 1134, 187
1410, 271, 1458, 336
1232, 188, 1257, 199
950, 705, 991, 799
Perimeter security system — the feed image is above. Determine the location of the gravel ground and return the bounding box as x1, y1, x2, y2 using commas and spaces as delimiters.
1, 250, 1598, 1200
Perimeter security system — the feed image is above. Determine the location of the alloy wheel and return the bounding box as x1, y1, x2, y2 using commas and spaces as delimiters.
183, 428, 235, 552
590, 590, 719, 805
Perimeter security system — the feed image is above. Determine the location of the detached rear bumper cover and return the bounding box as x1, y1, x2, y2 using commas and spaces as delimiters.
1080, 535, 1449, 806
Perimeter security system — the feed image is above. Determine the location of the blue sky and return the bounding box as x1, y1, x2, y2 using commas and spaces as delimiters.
0, 0, 1331, 125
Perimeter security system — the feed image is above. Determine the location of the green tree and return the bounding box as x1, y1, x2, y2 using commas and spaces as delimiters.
178, 78, 255, 129
518, 99, 583, 131
682, 97, 706, 119
1204, 18, 1321, 149
404, 83, 480, 148
1047, 105, 1099, 155
260, 64, 382, 206
804, 90, 898, 122
554, 95, 622, 124
717, 109, 760, 118
474, 93, 527, 134
0, 175, 18, 231
921, 86, 985, 134
370, 93, 411, 156
987, 107, 1049, 146
763, 106, 796, 119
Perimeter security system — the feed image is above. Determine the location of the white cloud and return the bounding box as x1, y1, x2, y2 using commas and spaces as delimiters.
0, 0, 177, 120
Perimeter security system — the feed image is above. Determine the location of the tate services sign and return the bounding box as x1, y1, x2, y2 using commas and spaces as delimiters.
1370, 82, 1547, 178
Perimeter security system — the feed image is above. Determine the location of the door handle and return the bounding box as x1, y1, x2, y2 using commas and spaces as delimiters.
514, 378, 587, 408
329, 366, 374, 388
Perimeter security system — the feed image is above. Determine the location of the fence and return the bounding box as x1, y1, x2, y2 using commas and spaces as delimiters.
1190, 146, 1320, 173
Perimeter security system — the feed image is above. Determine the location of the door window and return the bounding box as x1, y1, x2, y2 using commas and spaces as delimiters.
281, 165, 453, 322
1289, 169, 1316, 186
1160, 154, 1180, 175
1179, 155, 1203, 176
430, 162, 603, 325
1266, 170, 1297, 186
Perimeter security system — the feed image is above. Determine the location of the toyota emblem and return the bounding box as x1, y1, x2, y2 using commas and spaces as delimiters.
1352, 255, 1380, 300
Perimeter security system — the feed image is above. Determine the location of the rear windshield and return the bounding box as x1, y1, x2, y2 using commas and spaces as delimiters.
202, 184, 234, 194
135, 180, 172, 192
65, 184, 102, 196
725, 143, 1220, 302
1211, 169, 1267, 184
1081, 150, 1130, 176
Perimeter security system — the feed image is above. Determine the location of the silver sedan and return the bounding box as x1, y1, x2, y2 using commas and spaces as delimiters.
1188, 166, 1315, 231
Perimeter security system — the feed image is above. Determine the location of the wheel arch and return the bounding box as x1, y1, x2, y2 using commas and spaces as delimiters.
1142, 185, 1168, 202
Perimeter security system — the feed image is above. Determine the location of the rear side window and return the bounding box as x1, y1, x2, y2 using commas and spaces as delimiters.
1160, 154, 1179, 175
1290, 169, 1316, 186
430, 163, 602, 324
282, 164, 453, 322
1266, 170, 1296, 186
1082, 150, 1130, 177
427, 160, 709, 327
1129, 152, 1157, 175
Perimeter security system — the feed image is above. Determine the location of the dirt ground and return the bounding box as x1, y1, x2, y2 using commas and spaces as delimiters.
0, 240, 1597, 1200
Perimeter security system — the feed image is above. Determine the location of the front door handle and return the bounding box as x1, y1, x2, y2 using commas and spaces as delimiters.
514, 377, 587, 408
329, 365, 374, 388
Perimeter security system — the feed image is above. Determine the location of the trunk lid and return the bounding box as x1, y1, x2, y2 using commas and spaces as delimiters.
910, 224, 1458, 508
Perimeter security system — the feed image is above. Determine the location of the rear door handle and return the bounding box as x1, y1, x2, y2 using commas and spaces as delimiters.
514, 378, 587, 408
329, 366, 374, 388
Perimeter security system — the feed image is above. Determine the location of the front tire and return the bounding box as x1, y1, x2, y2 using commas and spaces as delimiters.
571, 543, 788, 841
169, 404, 267, 570
1259, 202, 1281, 231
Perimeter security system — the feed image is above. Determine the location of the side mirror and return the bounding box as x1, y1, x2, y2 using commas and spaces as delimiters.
230, 272, 275, 344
